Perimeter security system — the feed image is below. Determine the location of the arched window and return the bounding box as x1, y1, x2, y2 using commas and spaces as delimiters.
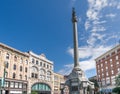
5, 61, 9, 68
40, 69, 45, 75
31, 66, 38, 79
32, 83, 51, 91
25, 75, 27, 80
6, 53, 10, 59
32, 66, 38, 72
20, 66, 22, 71
25, 60, 28, 64
20, 58, 23, 63
40, 69, 46, 80
40, 62, 42, 66
14, 56, 17, 61
25, 67, 27, 72
32, 58, 35, 63
36, 60, 39, 65
13, 64, 16, 70
47, 71, 51, 81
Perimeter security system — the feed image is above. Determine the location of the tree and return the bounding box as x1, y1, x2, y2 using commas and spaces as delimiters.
112, 74, 120, 94
89, 79, 99, 93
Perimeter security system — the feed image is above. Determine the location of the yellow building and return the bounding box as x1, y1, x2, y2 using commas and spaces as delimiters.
0, 43, 29, 94
53, 73, 65, 94
0, 42, 66, 94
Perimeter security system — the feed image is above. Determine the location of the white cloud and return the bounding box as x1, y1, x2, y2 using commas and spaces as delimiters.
59, 0, 120, 77
93, 20, 106, 25
59, 45, 112, 75
85, 21, 91, 30
106, 13, 116, 18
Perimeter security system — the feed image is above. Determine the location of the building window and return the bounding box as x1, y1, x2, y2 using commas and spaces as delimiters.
105, 61, 107, 64
102, 73, 104, 77
25, 75, 27, 80
5, 81, 9, 87
13, 73, 16, 79
10, 82, 14, 88
116, 61, 119, 64
15, 82, 18, 88
36, 60, 38, 65
118, 68, 120, 72
101, 64, 103, 67
31, 73, 34, 78
106, 72, 109, 76
47, 65, 49, 68
110, 59, 112, 62
14, 56, 17, 61
40, 62, 42, 66
106, 67, 108, 70
47, 71, 51, 81
5, 61, 9, 68
44, 63, 46, 67
19, 83, 22, 88
25, 67, 27, 72
112, 70, 114, 74
25, 60, 28, 64
20, 58, 23, 63
20, 66, 22, 71
116, 56, 119, 60
101, 68, 103, 72
35, 74, 38, 78
13, 64, 16, 70
20, 74, 22, 79
32, 58, 35, 63
111, 64, 113, 67
6, 53, 9, 59
23, 84, 27, 89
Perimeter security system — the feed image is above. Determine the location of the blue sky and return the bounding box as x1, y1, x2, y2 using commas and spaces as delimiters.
0, 0, 120, 78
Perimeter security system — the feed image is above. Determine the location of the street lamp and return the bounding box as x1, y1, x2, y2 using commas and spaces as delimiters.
82, 81, 87, 94
0, 61, 7, 94
60, 83, 65, 94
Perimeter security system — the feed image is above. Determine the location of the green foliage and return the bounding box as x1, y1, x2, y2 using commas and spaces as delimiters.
112, 87, 120, 93
31, 91, 38, 94
115, 75, 120, 86
113, 74, 120, 94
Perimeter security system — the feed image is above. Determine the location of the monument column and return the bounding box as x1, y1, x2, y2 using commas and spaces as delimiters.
72, 8, 79, 69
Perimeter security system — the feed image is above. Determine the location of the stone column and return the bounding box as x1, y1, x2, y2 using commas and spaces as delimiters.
72, 8, 80, 70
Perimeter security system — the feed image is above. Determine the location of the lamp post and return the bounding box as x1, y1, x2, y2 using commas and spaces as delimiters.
0, 61, 7, 94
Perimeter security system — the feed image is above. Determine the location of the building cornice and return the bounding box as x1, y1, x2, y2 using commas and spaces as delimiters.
95, 44, 120, 61
28, 51, 53, 64
0, 42, 29, 57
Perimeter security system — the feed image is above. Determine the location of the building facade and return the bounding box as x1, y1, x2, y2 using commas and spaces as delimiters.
95, 44, 120, 93
0, 42, 66, 94
53, 73, 65, 94
0, 43, 29, 94
27, 51, 54, 94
